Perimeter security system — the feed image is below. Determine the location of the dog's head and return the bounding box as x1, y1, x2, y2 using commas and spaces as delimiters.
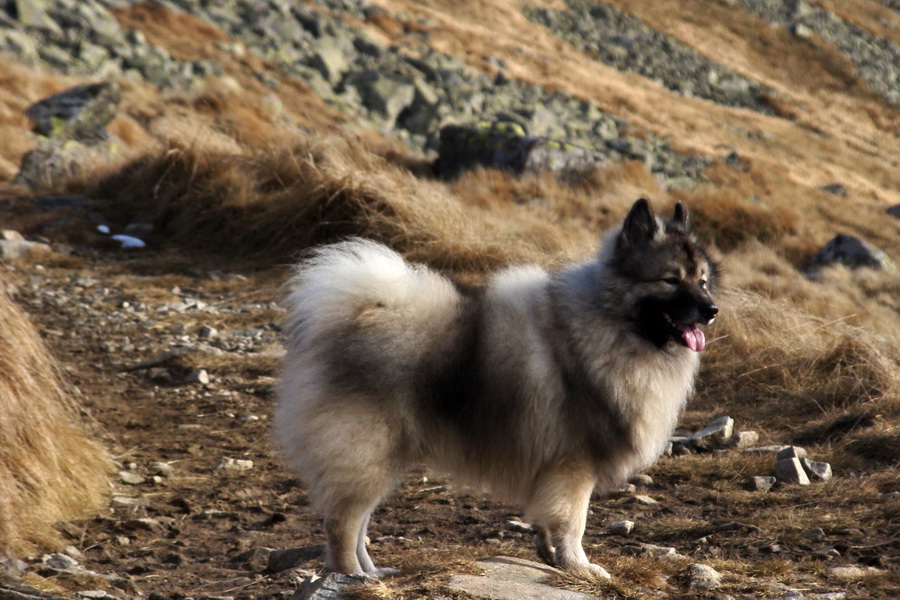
609, 198, 720, 352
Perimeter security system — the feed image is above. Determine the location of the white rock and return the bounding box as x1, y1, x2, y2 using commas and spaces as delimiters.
185, 369, 210, 384
609, 520, 634, 536
111, 234, 145, 248
218, 457, 253, 471
150, 461, 174, 477
801, 458, 833, 481
626, 494, 658, 506
683, 563, 722, 589
691, 416, 734, 450
118, 471, 145, 485
747, 475, 776, 491
729, 430, 760, 449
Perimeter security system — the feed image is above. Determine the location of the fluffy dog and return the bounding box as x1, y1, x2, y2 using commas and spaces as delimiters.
274, 198, 719, 578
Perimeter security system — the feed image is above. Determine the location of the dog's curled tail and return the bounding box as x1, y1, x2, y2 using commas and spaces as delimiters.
283, 239, 458, 348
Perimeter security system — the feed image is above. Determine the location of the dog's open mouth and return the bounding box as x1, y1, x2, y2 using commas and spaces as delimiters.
664, 313, 705, 352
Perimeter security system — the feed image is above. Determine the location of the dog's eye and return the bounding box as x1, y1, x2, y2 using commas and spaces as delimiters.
662, 277, 680, 286
699, 279, 708, 289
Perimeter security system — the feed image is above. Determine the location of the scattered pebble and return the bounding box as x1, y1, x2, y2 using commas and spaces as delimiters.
609, 520, 634, 536
217, 457, 254, 471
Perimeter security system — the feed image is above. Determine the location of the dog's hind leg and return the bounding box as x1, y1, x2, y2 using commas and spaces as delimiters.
356, 512, 399, 577
525, 461, 611, 580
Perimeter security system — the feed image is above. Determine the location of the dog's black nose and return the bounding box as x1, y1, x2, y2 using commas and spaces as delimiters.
701, 303, 719, 321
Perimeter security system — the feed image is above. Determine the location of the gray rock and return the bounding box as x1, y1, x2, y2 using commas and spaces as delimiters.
818, 183, 847, 196
806, 234, 894, 273
887, 205, 900, 219
230, 547, 275, 571
437, 121, 607, 180
118, 471, 145, 485
743, 445, 790, 455
14, 0, 62, 34
691, 416, 734, 450
747, 475, 776, 492
357, 73, 416, 123
184, 369, 210, 385
629, 473, 654, 487
447, 556, 595, 600
728, 430, 760, 449
800, 458, 833, 481
217, 457, 253, 472
150, 462, 174, 476
0, 239, 52, 259
776, 446, 808, 461
801, 527, 826, 542
625, 494, 658, 506
609, 520, 634, 535
42, 552, 79, 570
682, 563, 722, 589
198, 325, 218, 339
25, 82, 120, 143
267, 545, 324, 573
291, 572, 376, 600
814, 547, 840, 558
775, 457, 811, 485
0, 556, 28, 577
622, 543, 679, 559
308, 35, 351, 84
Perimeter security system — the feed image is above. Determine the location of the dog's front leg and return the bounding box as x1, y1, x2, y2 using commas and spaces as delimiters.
525, 462, 611, 580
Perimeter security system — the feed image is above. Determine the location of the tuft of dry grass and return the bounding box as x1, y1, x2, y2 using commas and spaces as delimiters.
0, 286, 112, 557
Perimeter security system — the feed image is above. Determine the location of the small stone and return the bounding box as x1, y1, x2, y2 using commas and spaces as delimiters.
793, 23, 814, 38
609, 520, 634, 536
818, 183, 847, 197
293, 572, 379, 600
887, 205, 900, 219
64, 545, 84, 560
760, 544, 782, 554
119, 471, 146, 485
729, 430, 759, 449
230, 547, 275, 571
814, 593, 846, 600
691, 416, 734, 450
0, 557, 28, 577
150, 462, 174, 477
827, 566, 881, 579
683, 563, 722, 590
626, 494, 658, 506
814, 548, 841, 558
198, 325, 218, 339
267, 545, 325, 573
115, 536, 131, 546
776, 446, 808, 460
623, 543, 678, 559
504, 519, 534, 534
185, 369, 210, 384
800, 458, 832, 481
77, 591, 112, 599
615, 483, 636, 496
775, 458, 811, 485
801, 527, 826, 542
0, 239, 53, 259
743, 445, 789, 455
218, 457, 254, 471
43, 552, 79, 569
629, 473, 654, 487
747, 476, 777, 491
0, 230, 23, 240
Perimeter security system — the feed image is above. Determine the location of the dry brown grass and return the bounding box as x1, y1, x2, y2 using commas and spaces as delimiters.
0, 287, 112, 557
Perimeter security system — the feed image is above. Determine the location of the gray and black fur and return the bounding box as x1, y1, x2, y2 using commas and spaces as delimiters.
274, 199, 719, 579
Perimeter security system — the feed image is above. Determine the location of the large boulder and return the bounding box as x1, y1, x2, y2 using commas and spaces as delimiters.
805, 233, 894, 274
436, 121, 607, 180
24, 81, 120, 143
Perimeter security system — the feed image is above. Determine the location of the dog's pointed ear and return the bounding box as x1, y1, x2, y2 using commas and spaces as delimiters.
672, 201, 688, 227
618, 198, 658, 248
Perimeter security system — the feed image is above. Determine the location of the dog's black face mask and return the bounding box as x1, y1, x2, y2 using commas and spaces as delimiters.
611, 199, 720, 351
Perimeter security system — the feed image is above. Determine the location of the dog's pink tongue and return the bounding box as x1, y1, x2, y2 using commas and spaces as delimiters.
678, 324, 705, 352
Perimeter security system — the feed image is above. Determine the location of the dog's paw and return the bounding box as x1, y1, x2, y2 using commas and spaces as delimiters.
367, 567, 400, 578
569, 563, 611, 580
